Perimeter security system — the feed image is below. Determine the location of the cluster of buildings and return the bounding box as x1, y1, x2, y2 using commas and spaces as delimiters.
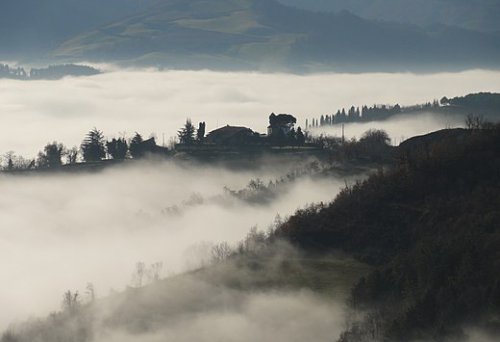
197, 113, 304, 148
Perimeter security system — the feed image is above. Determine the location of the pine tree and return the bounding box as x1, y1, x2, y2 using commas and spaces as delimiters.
81, 128, 106, 162
197, 122, 206, 142
129, 133, 144, 158
178, 119, 196, 145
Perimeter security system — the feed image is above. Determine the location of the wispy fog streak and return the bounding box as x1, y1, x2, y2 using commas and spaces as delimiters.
0, 161, 345, 329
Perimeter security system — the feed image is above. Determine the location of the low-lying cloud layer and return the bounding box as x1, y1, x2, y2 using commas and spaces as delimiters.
1, 69, 500, 157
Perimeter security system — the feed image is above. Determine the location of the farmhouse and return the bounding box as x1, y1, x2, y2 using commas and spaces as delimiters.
205, 125, 262, 145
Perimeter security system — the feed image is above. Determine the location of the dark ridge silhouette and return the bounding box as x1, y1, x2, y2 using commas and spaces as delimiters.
308, 92, 500, 128
273, 125, 500, 340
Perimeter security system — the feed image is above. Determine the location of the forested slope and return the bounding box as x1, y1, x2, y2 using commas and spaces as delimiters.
275, 126, 500, 340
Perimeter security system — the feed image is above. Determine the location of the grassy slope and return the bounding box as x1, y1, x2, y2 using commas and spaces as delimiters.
51, 0, 500, 71
2, 253, 370, 341
53, 0, 299, 68
104, 255, 370, 331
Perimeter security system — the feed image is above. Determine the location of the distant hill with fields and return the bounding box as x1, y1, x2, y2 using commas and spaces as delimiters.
1, 0, 500, 71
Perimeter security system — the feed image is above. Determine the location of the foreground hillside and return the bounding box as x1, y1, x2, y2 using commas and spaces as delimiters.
275, 126, 500, 341
1, 251, 370, 342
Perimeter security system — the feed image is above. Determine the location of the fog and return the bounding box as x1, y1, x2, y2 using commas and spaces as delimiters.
2, 68, 500, 339
312, 112, 465, 145
1, 69, 500, 157
5, 244, 351, 342
0, 159, 351, 330
96, 290, 344, 342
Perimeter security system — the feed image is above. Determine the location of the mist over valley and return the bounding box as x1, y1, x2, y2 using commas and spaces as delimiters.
1, 69, 499, 341
1, 0, 500, 341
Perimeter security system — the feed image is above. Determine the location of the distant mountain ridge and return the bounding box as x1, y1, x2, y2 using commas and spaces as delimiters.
1, 0, 500, 72
277, 0, 500, 33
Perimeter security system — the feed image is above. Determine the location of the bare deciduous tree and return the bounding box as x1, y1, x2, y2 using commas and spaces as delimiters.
3, 151, 34, 171
211, 242, 232, 263
61, 290, 79, 313
132, 262, 146, 287
465, 113, 484, 130
85, 283, 96, 302
66, 146, 79, 164
132, 261, 164, 287
146, 262, 163, 283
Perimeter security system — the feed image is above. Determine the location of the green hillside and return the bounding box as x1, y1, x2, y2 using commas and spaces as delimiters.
53, 0, 297, 69
52, 0, 500, 71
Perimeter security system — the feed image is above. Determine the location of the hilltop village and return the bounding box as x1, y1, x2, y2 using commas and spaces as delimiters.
1, 113, 328, 173
6, 92, 498, 172
177, 113, 307, 151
